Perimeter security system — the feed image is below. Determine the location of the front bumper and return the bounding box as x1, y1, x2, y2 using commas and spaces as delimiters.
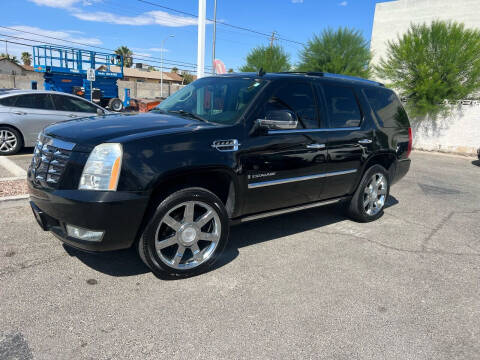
28, 184, 150, 252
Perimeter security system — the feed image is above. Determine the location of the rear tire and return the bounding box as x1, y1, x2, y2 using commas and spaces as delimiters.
347, 164, 390, 222
0, 126, 23, 156
138, 187, 230, 278
108, 98, 124, 112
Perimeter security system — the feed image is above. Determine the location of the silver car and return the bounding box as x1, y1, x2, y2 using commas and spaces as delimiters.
0, 89, 108, 155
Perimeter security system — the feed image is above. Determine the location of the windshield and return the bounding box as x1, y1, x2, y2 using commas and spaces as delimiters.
154, 77, 266, 125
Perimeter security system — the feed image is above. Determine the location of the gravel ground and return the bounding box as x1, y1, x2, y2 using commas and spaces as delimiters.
0, 179, 28, 198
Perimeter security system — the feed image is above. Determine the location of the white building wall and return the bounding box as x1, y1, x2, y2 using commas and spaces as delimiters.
414, 104, 480, 156
371, 0, 480, 156
371, 0, 480, 65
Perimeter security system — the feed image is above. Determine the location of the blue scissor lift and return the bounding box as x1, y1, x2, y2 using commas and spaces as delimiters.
33, 45, 128, 111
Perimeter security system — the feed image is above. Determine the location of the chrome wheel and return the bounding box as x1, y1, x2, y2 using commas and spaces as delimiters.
155, 201, 221, 270
0, 130, 17, 153
363, 173, 387, 216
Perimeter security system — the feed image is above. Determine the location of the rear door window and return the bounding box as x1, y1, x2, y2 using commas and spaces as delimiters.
13, 94, 55, 110
0, 96, 17, 107
363, 87, 410, 128
322, 83, 362, 128
52, 94, 99, 113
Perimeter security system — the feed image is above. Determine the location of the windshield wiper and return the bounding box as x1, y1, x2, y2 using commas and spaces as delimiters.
168, 110, 208, 123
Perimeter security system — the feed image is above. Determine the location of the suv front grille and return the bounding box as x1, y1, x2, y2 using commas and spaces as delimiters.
31, 135, 75, 188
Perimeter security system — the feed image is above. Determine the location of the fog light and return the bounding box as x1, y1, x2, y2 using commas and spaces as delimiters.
66, 224, 104, 242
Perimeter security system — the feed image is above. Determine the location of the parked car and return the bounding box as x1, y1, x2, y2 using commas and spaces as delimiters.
28, 72, 412, 278
0, 89, 108, 155
477, 147, 480, 160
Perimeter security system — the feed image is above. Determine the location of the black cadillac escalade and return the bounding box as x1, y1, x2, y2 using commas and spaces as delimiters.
28, 72, 412, 278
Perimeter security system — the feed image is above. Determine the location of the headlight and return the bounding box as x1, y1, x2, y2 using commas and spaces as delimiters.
79, 143, 123, 191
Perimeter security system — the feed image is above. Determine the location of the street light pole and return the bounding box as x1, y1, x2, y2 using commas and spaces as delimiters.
197, 0, 206, 79
161, 34, 174, 98
212, 0, 217, 75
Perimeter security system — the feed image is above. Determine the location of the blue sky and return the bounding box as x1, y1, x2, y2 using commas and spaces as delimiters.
0, 0, 388, 73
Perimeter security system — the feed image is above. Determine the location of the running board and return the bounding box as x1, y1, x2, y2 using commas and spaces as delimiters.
235, 197, 349, 223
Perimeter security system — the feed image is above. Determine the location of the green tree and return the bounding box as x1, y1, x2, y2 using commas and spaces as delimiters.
228, 68, 234, 73
239, 45, 291, 73
298, 27, 371, 77
0, 53, 19, 64
181, 71, 194, 84
171, 67, 179, 73
21, 52, 32, 66
115, 46, 133, 68
376, 21, 480, 119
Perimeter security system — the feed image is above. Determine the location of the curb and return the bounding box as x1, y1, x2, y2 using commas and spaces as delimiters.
0, 156, 27, 177
0, 194, 29, 209
0, 176, 27, 182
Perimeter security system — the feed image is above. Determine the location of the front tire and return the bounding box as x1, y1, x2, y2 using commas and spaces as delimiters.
139, 187, 230, 278
347, 164, 390, 222
108, 97, 124, 112
0, 127, 22, 155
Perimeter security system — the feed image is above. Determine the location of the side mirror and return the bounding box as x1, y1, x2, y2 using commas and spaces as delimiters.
257, 110, 298, 130
97, 108, 105, 115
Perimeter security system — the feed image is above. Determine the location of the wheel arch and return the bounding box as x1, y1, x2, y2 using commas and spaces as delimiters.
354, 151, 397, 190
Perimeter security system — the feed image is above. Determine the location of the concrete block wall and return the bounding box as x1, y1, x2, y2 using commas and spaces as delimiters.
0, 73, 44, 90
413, 104, 480, 156
118, 80, 184, 100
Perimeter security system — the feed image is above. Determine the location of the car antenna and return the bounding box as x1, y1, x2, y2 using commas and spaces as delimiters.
257, 67, 266, 77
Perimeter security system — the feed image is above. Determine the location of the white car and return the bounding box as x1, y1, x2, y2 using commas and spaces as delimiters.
0, 89, 108, 155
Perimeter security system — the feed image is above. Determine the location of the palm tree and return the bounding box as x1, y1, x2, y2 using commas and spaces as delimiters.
0, 53, 19, 64
21, 52, 32, 66
115, 46, 133, 68
171, 67, 179, 73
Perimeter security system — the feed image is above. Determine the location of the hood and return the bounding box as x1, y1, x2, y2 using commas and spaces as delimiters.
44, 112, 216, 148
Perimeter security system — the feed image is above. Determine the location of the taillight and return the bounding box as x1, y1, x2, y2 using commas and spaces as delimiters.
406, 127, 413, 158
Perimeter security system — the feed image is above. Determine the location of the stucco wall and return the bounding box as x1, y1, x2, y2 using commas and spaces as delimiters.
0, 73, 44, 90
413, 104, 480, 156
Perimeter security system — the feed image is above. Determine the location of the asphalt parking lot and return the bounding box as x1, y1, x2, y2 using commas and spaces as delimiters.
1, 152, 479, 360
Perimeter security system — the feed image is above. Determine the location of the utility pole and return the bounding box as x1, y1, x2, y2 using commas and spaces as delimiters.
160, 34, 174, 98
197, 0, 206, 79
212, 0, 217, 75
269, 31, 277, 48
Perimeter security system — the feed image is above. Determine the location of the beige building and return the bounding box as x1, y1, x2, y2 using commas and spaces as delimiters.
370, 0, 480, 66
99, 65, 184, 84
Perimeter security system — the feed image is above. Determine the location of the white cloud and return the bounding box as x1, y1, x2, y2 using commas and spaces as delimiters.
147, 48, 170, 53
71, 9, 203, 27
1, 25, 103, 60
28, 0, 79, 8
339, 1, 348, 6
28, 0, 101, 8
6, 25, 102, 46
291, 0, 304, 3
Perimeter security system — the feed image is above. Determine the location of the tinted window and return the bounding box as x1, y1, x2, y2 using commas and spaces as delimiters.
13, 94, 55, 110
155, 77, 266, 125
261, 82, 319, 129
52, 94, 99, 113
0, 96, 17, 107
363, 87, 410, 128
322, 84, 362, 128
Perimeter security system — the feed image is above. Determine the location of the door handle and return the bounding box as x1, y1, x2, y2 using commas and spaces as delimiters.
68, 114, 78, 118
358, 139, 372, 144
13, 111, 26, 115
306, 143, 326, 149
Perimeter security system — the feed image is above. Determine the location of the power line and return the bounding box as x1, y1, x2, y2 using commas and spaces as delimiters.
136, 0, 306, 46
0, 37, 200, 74
0, 25, 211, 70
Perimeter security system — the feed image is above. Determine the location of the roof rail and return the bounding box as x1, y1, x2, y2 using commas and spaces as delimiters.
275, 71, 384, 86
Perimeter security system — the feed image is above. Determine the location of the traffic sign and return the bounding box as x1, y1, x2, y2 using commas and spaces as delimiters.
87, 68, 96, 82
